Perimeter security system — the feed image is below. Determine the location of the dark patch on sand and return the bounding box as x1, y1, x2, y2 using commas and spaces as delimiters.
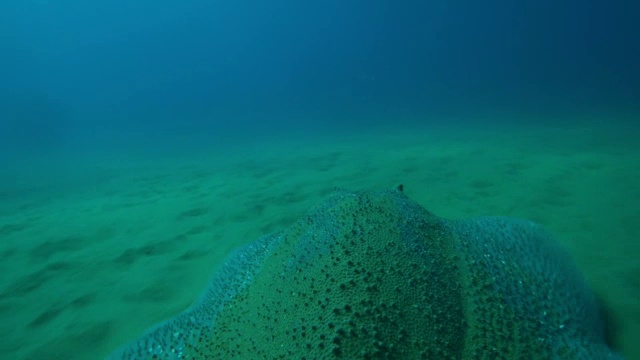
29, 305, 65, 328
3, 270, 52, 297
46, 261, 76, 272
25, 321, 113, 360
177, 206, 210, 219
114, 236, 184, 266
122, 281, 175, 304
30, 236, 85, 261
177, 248, 210, 261
0, 222, 29, 236
1, 247, 17, 258
184, 225, 208, 236
70, 293, 96, 309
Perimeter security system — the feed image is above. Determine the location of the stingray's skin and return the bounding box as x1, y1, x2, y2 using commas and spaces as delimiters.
108, 189, 621, 359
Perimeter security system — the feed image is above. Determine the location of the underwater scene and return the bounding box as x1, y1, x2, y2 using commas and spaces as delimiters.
1, 0, 638, 359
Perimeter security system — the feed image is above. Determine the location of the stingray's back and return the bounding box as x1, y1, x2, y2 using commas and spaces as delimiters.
108, 189, 621, 359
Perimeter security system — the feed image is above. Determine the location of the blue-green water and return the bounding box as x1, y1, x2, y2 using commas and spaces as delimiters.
0, 1, 638, 359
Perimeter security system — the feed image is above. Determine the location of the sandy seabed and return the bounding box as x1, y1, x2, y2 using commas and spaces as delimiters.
1, 120, 638, 359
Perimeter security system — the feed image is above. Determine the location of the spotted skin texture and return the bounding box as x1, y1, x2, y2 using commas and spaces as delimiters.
108, 189, 622, 359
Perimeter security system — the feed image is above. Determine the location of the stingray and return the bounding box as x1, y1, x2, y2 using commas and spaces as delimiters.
108, 187, 622, 359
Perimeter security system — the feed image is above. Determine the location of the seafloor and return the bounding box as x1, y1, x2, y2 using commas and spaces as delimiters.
0, 120, 638, 359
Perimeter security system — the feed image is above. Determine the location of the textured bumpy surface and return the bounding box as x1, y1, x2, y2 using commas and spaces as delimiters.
108, 189, 622, 359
